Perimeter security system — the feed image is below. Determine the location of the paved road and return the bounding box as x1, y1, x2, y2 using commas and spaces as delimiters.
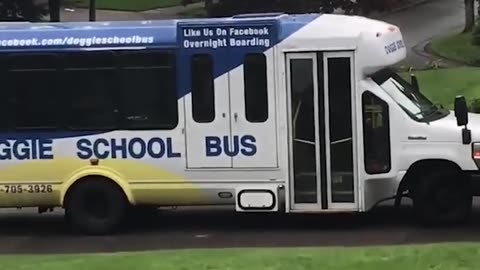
378, 0, 476, 69
2, 199, 480, 254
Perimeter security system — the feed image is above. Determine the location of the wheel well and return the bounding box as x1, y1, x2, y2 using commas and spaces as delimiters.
63, 175, 128, 208
398, 159, 463, 195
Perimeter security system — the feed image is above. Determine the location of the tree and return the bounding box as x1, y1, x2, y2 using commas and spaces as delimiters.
48, 0, 61, 22
464, 0, 475, 32
0, 0, 48, 22
477, 0, 480, 17
89, 0, 96, 21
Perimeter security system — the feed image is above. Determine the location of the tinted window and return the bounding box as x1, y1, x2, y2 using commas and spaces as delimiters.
7, 54, 60, 129
118, 51, 178, 129
362, 91, 391, 174
0, 50, 180, 132
327, 57, 354, 203
290, 58, 317, 204
191, 54, 215, 123
0, 55, 9, 130
64, 51, 118, 130
244, 53, 268, 122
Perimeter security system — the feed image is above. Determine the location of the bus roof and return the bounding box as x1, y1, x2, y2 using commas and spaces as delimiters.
0, 13, 321, 51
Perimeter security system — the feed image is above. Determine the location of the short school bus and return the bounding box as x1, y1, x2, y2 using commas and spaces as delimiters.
0, 12, 478, 235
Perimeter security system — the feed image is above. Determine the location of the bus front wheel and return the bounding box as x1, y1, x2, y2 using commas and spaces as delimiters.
65, 179, 128, 235
412, 168, 472, 226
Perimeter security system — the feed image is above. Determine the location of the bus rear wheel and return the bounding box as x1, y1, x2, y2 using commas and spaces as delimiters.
65, 179, 128, 235
412, 168, 472, 226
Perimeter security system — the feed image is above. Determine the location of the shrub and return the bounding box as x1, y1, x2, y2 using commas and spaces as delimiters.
0, 0, 48, 22
469, 98, 480, 113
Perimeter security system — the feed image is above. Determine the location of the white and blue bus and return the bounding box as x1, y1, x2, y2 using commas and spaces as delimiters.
0, 13, 478, 235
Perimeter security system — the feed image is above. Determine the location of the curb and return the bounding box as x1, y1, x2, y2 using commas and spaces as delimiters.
405, 23, 471, 70
62, 2, 203, 14
62, 6, 149, 13
424, 42, 469, 67
426, 41, 480, 67
423, 28, 480, 68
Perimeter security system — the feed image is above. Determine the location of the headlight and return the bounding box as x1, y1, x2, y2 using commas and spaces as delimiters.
473, 142, 480, 160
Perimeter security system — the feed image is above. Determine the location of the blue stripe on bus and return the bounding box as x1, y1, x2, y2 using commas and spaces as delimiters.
0, 14, 319, 51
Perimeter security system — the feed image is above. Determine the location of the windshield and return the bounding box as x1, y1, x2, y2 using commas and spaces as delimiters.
371, 68, 449, 122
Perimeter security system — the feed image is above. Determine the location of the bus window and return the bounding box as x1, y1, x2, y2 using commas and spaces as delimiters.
244, 53, 268, 122
64, 52, 118, 130
191, 54, 215, 123
118, 51, 178, 130
7, 54, 60, 130
289, 58, 317, 204
0, 55, 9, 130
362, 91, 391, 174
327, 57, 354, 203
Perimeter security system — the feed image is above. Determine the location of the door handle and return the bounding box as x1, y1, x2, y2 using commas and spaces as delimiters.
234, 113, 238, 122
222, 112, 226, 118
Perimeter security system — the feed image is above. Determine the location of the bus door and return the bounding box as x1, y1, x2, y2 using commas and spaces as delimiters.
228, 49, 278, 168
182, 50, 232, 169
287, 52, 358, 211
180, 23, 278, 169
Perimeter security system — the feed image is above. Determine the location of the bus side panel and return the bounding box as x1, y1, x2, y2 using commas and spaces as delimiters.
0, 122, 190, 207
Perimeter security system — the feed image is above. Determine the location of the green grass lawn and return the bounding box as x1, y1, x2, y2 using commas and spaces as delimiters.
65, 0, 184, 11
402, 67, 480, 109
1, 243, 480, 270
430, 31, 480, 66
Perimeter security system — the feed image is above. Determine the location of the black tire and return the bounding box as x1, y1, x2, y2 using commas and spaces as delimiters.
64, 180, 128, 235
412, 168, 472, 226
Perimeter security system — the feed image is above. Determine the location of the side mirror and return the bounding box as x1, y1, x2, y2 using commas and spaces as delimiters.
454, 95, 469, 126
410, 74, 419, 93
